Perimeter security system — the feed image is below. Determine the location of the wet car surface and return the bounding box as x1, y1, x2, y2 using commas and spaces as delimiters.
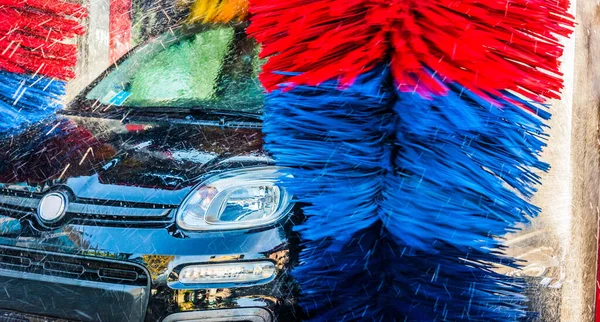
0, 23, 299, 322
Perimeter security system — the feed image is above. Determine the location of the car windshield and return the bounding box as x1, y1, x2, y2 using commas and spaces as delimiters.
84, 24, 264, 113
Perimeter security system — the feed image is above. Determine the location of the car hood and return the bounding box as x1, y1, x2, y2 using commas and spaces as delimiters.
0, 114, 267, 205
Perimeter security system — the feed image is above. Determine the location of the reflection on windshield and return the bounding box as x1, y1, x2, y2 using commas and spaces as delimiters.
85, 25, 264, 113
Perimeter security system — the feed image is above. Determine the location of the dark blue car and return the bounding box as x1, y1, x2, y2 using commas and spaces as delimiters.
0, 23, 299, 322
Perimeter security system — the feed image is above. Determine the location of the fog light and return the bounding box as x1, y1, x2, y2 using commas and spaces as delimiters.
178, 261, 276, 286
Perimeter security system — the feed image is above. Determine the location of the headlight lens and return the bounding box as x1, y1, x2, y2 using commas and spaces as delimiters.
176, 167, 293, 230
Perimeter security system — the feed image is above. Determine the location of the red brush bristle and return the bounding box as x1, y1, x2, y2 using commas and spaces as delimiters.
0, 0, 86, 80
248, 0, 574, 102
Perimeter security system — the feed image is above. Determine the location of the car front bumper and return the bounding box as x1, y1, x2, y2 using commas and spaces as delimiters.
0, 215, 298, 322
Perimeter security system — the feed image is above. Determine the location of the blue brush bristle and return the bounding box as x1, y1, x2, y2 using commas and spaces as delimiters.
263, 67, 549, 321
387, 84, 549, 252
264, 67, 396, 247
0, 71, 65, 134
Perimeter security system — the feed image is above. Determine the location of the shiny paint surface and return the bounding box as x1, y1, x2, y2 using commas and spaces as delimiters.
0, 113, 265, 201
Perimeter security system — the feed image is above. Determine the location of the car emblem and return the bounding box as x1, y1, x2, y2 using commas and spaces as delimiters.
37, 192, 68, 223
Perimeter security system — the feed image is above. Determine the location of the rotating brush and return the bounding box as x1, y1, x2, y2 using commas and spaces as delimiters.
0, 0, 85, 133
248, 0, 574, 320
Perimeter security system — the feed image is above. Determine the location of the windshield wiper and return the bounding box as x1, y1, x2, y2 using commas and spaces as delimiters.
135, 107, 263, 120
121, 107, 262, 128
61, 105, 263, 123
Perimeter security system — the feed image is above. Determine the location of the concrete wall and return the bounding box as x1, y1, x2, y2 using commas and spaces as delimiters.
561, 0, 600, 319
67, 0, 112, 100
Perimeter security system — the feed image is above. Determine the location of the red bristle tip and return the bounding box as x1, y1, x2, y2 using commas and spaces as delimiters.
249, 0, 574, 103
0, 0, 87, 80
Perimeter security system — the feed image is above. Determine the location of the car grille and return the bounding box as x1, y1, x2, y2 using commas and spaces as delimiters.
0, 310, 72, 322
0, 190, 174, 226
0, 246, 149, 287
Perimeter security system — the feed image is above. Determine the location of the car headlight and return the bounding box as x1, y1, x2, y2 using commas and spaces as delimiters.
176, 167, 293, 231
